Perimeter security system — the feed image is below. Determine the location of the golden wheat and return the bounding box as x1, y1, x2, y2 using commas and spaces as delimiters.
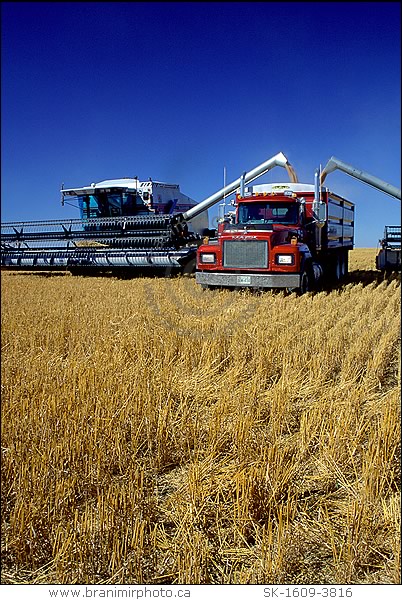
1, 249, 400, 584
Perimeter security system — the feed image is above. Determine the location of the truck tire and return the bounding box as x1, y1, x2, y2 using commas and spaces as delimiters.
334, 255, 342, 282
342, 250, 349, 277
339, 252, 347, 279
287, 266, 312, 295
181, 257, 196, 276
299, 268, 312, 294
334, 251, 349, 281
328, 254, 344, 283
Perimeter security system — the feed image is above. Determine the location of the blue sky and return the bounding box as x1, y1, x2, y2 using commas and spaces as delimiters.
2, 2, 401, 246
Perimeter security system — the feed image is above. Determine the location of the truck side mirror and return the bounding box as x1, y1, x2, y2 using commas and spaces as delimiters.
298, 198, 306, 224
317, 202, 327, 224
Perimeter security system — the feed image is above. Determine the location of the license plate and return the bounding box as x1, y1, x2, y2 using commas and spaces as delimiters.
237, 275, 252, 285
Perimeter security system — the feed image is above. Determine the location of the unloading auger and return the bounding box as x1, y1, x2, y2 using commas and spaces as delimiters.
320, 156, 401, 272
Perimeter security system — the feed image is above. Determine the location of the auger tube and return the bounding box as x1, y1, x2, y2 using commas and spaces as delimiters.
181, 151, 298, 223
320, 156, 401, 200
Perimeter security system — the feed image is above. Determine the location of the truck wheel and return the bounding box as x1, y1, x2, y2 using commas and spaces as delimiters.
334, 256, 342, 281
299, 269, 312, 294
181, 257, 196, 276
339, 253, 348, 279
342, 251, 349, 277
287, 268, 312, 295
328, 255, 343, 283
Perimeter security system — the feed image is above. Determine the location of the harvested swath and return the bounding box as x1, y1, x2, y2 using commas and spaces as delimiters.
74, 240, 110, 247
1, 249, 400, 584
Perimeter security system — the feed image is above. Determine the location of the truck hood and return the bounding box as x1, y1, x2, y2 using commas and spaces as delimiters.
219, 224, 300, 246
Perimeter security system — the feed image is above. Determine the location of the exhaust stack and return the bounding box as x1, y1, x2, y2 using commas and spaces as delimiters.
313, 168, 325, 249
239, 172, 247, 197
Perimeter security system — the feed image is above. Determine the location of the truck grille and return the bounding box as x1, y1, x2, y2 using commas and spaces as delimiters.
223, 240, 268, 269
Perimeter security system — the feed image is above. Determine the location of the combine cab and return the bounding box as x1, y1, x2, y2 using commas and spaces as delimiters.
376, 226, 401, 272
1, 178, 209, 273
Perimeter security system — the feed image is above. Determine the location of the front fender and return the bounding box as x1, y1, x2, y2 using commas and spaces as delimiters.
298, 245, 313, 271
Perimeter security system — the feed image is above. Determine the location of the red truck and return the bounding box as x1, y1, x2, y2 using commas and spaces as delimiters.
195, 154, 401, 293
196, 176, 354, 293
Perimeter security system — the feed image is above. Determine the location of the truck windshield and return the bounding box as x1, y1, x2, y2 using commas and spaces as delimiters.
238, 202, 299, 225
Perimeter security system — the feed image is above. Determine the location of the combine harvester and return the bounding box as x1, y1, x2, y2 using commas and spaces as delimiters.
1, 178, 209, 274
376, 226, 401, 273
0, 153, 297, 275
1, 153, 400, 287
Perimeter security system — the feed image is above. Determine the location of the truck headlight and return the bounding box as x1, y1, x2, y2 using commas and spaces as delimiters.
276, 254, 295, 265
200, 253, 216, 264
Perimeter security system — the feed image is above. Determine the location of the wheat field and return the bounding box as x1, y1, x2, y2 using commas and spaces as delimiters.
1, 248, 400, 585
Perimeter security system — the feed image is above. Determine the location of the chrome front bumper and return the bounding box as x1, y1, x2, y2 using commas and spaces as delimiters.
196, 271, 301, 288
